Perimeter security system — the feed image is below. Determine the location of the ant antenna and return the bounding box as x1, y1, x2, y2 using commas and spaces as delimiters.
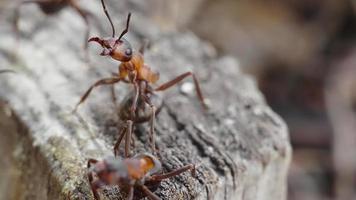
117, 13, 131, 41
100, 0, 115, 37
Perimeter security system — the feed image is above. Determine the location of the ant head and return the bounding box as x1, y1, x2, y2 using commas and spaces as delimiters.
88, 36, 133, 62
92, 1, 133, 62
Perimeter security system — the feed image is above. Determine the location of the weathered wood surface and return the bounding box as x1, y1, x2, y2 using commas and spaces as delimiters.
0, 0, 291, 199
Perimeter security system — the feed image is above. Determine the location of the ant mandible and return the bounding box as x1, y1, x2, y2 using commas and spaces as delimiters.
72, 0, 207, 157
87, 153, 196, 200
13, 0, 100, 60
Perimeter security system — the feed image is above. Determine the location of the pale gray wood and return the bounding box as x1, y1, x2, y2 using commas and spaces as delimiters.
0, 0, 291, 199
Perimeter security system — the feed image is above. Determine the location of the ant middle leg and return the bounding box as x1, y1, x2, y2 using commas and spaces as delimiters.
154, 72, 207, 109
72, 77, 121, 113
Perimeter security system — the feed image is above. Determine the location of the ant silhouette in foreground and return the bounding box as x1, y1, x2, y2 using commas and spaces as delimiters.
13, 0, 101, 60
87, 153, 196, 200
73, 0, 207, 157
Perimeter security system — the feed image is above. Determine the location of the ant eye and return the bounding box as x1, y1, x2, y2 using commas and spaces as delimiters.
125, 48, 132, 56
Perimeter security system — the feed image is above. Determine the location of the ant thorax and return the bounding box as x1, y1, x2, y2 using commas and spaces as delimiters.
119, 52, 143, 72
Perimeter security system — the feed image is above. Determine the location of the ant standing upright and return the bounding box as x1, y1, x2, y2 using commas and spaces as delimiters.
73, 0, 208, 157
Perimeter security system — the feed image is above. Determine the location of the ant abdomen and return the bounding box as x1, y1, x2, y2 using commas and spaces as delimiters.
118, 92, 163, 123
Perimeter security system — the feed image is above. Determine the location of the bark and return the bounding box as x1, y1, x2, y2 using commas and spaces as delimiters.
0, 0, 291, 199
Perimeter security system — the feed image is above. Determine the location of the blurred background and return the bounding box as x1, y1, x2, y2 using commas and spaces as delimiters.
1, 0, 356, 199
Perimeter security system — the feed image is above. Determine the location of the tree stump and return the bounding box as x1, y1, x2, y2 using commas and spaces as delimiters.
0, 0, 291, 199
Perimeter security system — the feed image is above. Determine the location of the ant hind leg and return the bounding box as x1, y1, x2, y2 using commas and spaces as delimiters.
154, 72, 207, 110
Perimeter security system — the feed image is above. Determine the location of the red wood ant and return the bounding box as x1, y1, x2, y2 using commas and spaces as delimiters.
13, 0, 100, 60
72, 0, 207, 157
87, 153, 196, 200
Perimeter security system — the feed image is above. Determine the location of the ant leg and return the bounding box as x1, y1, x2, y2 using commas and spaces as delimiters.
113, 126, 127, 157
138, 185, 160, 200
142, 95, 157, 155
127, 185, 134, 200
154, 72, 207, 109
125, 120, 133, 157
72, 77, 121, 113
149, 164, 196, 182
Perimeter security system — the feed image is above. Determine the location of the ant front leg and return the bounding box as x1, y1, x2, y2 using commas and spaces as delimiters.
148, 164, 196, 182
155, 72, 207, 110
72, 77, 121, 113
